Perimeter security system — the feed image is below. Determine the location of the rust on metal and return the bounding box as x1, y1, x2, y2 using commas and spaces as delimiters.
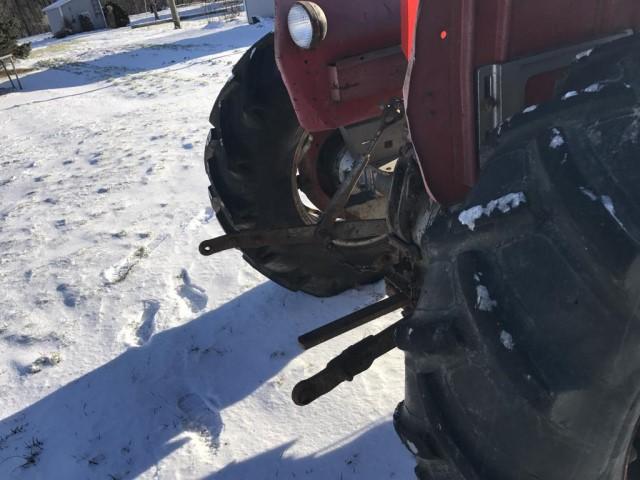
316, 100, 404, 237
198, 219, 388, 256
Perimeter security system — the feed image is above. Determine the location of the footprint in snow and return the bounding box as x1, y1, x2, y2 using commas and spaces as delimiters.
56, 283, 79, 307
177, 269, 208, 313
0, 176, 15, 187
177, 393, 223, 446
102, 246, 147, 285
19, 352, 61, 375
135, 300, 159, 345
200, 207, 214, 224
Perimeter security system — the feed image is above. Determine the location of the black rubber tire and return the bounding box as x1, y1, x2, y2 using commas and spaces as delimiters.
395, 35, 640, 480
203, 33, 392, 297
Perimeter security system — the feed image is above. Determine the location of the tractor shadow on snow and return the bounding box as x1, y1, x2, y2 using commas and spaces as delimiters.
209, 420, 412, 479
0, 21, 263, 96
0, 281, 411, 478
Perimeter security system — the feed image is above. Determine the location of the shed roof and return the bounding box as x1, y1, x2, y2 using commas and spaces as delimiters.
42, 0, 72, 13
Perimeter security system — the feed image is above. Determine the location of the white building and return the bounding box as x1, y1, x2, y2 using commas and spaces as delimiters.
43, 0, 107, 36
243, 0, 274, 23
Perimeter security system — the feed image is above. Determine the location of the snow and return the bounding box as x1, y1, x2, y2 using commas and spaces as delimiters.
522, 104, 537, 114
458, 192, 527, 231
129, 2, 227, 27
579, 188, 626, 231
550, 128, 565, 149
580, 187, 598, 201
0, 18, 413, 479
458, 206, 484, 231
576, 48, 593, 60
474, 273, 497, 313
499, 331, 514, 351
476, 285, 497, 312
406, 441, 418, 455
562, 90, 578, 100
561, 82, 605, 101
584, 82, 604, 93
601, 195, 626, 230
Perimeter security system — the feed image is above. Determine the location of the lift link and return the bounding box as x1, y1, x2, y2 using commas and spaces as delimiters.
298, 293, 409, 350
199, 100, 403, 259
292, 320, 402, 406
316, 99, 405, 238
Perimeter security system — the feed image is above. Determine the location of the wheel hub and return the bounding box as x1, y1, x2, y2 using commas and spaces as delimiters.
294, 130, 394, 224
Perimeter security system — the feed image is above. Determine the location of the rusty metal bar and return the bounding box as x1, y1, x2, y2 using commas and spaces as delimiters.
292, 320, 402, 406
298, 294, 408, 350
199, 219, 388, 256
315, 100, 404, 238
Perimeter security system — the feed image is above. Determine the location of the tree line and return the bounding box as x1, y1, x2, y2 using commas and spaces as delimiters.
0, 0, 203, 38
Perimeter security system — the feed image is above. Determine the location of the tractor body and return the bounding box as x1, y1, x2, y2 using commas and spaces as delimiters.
201, 1, 640, 478
274, 0, 405, 131
276, 0, 640, 204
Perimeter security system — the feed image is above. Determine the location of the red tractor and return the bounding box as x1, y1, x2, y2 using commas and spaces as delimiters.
200, 1, 640, 478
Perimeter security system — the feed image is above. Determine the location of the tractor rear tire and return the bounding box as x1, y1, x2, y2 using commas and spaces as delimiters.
395, 36, 640, 480
204, 33, 391, 297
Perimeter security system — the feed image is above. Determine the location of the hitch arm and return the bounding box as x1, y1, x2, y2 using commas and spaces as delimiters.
199, 219, 388, 256
292, 320, 401, 406
298, 293, 408, 350
316, 100, 404, 237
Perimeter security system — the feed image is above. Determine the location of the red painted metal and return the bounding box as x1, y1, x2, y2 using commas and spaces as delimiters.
401, 0, 419, 58
407, 0, 640, 206
275, 0, 404, 132
328, 47, 407, 103
405, 0, 476, 205
297, 131, 333, 210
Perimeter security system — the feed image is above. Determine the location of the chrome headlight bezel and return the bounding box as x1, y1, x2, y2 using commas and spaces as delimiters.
287, 1, 328, 50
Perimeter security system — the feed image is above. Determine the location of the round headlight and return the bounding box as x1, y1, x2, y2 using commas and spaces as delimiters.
287, 1, 327, 50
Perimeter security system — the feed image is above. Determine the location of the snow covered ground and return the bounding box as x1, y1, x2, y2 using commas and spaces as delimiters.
0, 15, 413, 480
128, 2, 237, 27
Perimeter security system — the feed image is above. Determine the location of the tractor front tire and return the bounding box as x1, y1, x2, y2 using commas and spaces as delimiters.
395, 36, 640, 480
204, 34, 391, 297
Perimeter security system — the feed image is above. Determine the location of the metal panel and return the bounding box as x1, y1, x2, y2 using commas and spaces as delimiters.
407, 0, 640, 206
328, 46, 407, 103
405, 0, 477, 205
476, 31, 633, 148
401, 0, 419, 57
275, 0, 402, 132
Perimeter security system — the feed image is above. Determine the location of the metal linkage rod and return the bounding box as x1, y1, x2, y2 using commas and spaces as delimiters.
199, 219, 388, 256
315, 99, 404, 237
292, 320, 402, 406
298, 294, 408, 350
